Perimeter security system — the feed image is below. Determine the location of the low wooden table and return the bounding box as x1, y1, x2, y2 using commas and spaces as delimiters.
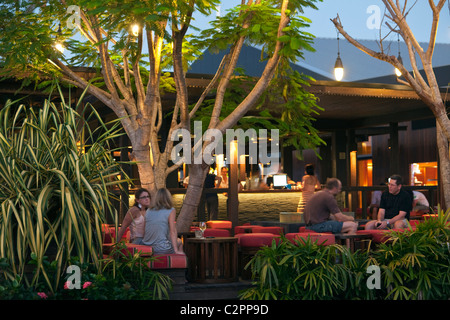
334, 233, 372, 252
184, 237, 238, 283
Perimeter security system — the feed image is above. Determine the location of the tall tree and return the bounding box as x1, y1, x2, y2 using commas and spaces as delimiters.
331, 0, 450, 210
0, 0, 322, 231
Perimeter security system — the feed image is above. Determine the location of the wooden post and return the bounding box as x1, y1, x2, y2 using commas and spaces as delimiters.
228, 140, 239, 231
389, 122, 399, 174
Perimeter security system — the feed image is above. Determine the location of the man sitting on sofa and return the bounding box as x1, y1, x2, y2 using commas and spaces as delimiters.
365, 174, 411, 230
304, 178, 358, 234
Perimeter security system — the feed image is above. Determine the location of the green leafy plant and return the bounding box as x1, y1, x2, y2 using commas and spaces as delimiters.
0, 84, 129, 293
373, 207, 450, 300
239, 237, 352, 300
240, 208, 450, 300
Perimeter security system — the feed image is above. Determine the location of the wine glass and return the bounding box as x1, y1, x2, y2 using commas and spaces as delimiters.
199, 221, 207, 238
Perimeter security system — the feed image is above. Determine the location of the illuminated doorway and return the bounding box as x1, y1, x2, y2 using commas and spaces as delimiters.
410, 162, 438, 186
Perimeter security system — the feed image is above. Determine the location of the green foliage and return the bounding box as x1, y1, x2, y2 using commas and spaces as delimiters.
258, 67, 325, 152
0, 84, 129, 293
239, 237, 355, 300
193, 0, 320, 63
0, 245, 173, 300
191, 67, 325, 153
240, 208, 450, 300
373, 207, 450, 300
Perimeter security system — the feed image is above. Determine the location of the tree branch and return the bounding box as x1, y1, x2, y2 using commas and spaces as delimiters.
189, 53, 229, 119
217, 0, 290, 132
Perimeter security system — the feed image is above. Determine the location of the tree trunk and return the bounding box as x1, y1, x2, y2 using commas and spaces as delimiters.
437, 122, 450, 211
176, 163, 210, 232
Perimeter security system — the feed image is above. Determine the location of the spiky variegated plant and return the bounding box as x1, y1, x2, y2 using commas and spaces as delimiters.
0, 85, 128, 292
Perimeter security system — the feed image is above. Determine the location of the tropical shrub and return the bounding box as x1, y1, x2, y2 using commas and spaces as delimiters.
373, 207, 450, 300
240, 208, 450, 300
0, 85, 128, 293
239, 237, 354, 300
0, 244, 173, 300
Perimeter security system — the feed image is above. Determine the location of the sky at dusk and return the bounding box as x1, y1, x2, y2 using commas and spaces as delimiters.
193, 0, 450, 44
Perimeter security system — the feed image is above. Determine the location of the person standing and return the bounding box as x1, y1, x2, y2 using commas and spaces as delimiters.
204, 166, 221, 220
141, 188, 183, 254
304, 178, 358, 234
117, 188, 151, 244
297, 164, 321, 213
365, 174, 412, 230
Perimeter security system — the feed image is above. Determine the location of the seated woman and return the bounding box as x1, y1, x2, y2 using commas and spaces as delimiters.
117, 188, 151, 244
141, 188, 184, 254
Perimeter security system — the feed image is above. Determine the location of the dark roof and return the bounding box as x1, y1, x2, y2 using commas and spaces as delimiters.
188, 44, 332, 81
359, 64, 450, 89
189, 38, 450, 87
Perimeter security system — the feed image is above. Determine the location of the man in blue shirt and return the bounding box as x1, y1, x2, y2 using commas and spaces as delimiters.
365, 174, 412, 230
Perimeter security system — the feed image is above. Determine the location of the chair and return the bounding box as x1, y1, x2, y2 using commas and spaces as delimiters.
203, 228, 230, 237
423, 214, 439, 220
251, 226, 284, 235
206, 220, 232, 229
356, 229, 391, 244
102, 225, 129, 243
285, 233, 335, 246
236, 233, 280, 279
234, 225, 262, 234
148, 253, 188, 269
298, 226, 332, 234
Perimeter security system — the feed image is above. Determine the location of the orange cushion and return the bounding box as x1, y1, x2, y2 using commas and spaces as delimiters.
286, 233, 335, 245
125, 244, 153, 256
236, 233, 280, 247
203, 228, 230, 237
251, 226, 284, 235
149, 254, 188, 269
234, 225, 262, 234
356, 229, 392, 243
207, 220, 232, 229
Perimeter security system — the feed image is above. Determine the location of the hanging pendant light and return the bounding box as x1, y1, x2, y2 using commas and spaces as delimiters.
395, 35, 403, 77
334, 31, 344, 81
54, 23, 65, 54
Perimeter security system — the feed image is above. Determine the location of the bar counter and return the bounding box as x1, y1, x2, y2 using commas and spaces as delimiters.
171, 188, 302, 224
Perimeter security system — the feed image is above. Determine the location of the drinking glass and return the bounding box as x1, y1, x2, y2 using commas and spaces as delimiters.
199, 221, 206, 238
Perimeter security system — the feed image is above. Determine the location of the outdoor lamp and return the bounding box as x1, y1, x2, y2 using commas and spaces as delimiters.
395, 54, 403, 77
395, 35, 403, 77
54, 42, 65, 54
334, 53, 344, 81
334, 32, 344, 81
54, 23, 65, 53
131, 24, 140, 37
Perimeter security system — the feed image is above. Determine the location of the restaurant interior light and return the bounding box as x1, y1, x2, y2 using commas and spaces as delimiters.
334, 31, 344, 81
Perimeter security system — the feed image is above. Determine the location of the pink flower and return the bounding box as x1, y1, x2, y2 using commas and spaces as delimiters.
82, 281, 92, 289
37, 292, 48, 299
64, 281, 70, 290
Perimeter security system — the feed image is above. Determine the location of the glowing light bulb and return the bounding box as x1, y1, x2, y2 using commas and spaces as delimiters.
54, 42, 65, 53
131, 24, 139, 37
